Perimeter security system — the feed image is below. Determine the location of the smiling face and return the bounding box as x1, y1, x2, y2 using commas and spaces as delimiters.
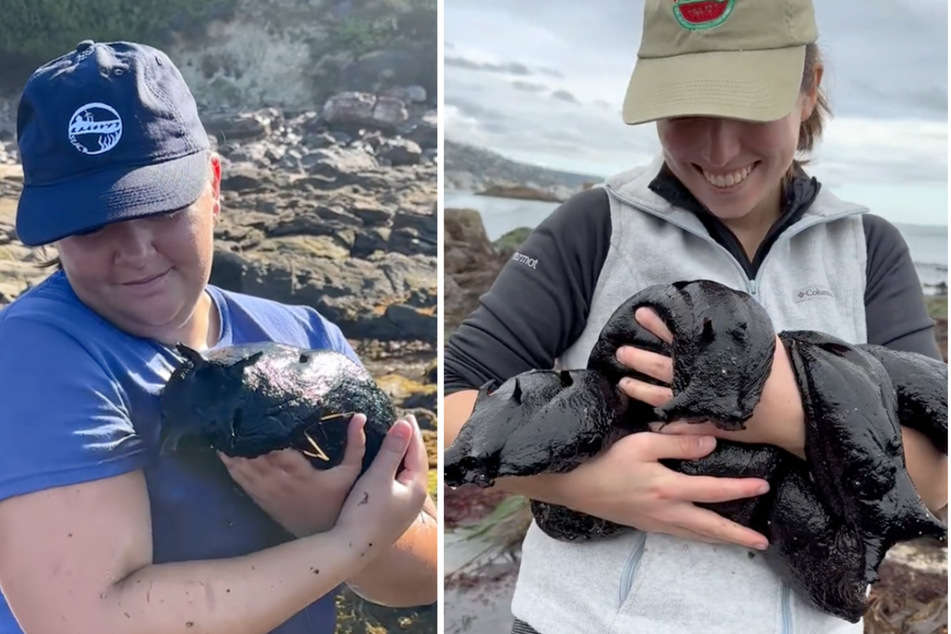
55, 153, 221, 343
656, 64, 822, 222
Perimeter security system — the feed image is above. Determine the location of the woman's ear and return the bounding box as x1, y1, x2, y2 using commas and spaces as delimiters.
209, 152, 222, 220
801, 62, 824, 120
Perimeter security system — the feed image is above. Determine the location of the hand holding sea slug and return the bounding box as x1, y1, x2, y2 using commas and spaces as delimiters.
616, 307, 808, 459
334, 416, 430, 557
219, 413, 369, 536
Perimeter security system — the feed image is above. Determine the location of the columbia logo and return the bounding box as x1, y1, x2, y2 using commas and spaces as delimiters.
794, 286, 834, 303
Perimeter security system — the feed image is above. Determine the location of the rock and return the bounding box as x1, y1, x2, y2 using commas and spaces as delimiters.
352, 227, 391, 258
403, 110, 437, 150
277, 149, 304, 171
322, 92, 375, 125
374, 373, 437, 411
389, 206, 436, 257
381, 85, 427, 104
203, 110, 274, 142
476, 185, 563, 202
209, 248, 249, 291
332, 48, 437, 102
329, 131, 352, 145
302, 132, 338, 149
305, 147, 379, 180
405, 85, 427, 103
351, 202, 393, 227
444, 208, 508, 331
421, 148, 438, 165
865, 540, 947, 632
384, 303, 436, 345
322, 92, 409, 132
372, 96, 410, 130
221, 167, 271, 193
380, 138, 422, 166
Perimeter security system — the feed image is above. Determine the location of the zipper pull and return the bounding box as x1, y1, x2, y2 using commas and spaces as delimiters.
748, 280, 758, 296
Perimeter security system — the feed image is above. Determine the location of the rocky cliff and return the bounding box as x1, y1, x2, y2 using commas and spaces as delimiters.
444, 140, 601, 200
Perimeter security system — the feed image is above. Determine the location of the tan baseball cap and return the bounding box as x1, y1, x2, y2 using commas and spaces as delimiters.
622, 0, 819, 125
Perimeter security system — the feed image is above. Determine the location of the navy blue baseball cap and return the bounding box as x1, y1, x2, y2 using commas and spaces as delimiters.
15, 40, 211, 247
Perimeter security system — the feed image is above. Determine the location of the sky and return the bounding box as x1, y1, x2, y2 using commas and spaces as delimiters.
444, 0, 949, 226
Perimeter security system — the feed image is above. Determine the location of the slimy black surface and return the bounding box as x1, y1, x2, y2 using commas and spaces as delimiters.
160, 342, 396, 474
443, 280, 948, 622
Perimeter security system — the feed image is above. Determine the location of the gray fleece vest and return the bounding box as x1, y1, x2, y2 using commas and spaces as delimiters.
510, 158, 870, 634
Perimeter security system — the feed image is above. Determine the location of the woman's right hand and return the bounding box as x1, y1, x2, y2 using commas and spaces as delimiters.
334, 415, 429, 554
555, 432, 771, 550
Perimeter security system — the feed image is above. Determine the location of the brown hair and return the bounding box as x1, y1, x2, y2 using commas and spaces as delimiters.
785, 42, 830, 183
797, 42, 831, 154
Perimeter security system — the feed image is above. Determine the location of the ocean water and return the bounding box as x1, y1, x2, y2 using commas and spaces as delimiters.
445, 190, 949, 291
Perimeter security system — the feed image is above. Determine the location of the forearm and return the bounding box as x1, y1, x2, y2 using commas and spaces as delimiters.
97, 528, 366, 634
901, 425, 948, 512
345, 497, 438, 607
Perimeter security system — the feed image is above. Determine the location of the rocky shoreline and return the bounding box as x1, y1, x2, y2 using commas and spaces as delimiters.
444, 207, 949, 634
474, 185, 563, 203
0, 89, 438, 634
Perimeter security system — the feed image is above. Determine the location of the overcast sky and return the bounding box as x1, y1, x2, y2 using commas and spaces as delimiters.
444, 0, 949, 225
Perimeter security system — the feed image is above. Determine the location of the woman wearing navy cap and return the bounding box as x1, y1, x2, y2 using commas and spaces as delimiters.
0, 40, 437, 634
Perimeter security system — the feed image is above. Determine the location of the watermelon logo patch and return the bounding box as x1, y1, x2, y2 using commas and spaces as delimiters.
673, 0, 735, 30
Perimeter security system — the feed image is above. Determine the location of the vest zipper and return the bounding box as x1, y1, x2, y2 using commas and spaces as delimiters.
781, 584, 792, 633
617, 531, 647, 608
748, 208, 870, 297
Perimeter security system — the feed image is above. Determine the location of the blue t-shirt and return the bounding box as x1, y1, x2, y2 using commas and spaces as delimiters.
0, 270, 362, 634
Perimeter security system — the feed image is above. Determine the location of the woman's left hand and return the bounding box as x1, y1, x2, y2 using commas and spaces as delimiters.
617, 308, 807, 460
218, 413, 368, 537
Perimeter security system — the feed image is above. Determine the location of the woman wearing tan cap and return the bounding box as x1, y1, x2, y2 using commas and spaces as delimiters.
444, 0, 947, 632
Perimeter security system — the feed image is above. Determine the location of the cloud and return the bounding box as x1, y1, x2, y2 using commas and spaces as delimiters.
444, 56, 533, 75
551, 89, 578, 104
511, 80, 547, 93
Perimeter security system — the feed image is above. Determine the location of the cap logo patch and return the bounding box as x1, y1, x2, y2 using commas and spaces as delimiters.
672, 0, 734, 30
68, 102, 123, 155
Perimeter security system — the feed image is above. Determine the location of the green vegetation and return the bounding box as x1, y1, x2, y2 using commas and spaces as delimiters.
330, 0, 436, 58
0, 0, 237, 90
493, 227, 532, 254
926, 294, 947, 320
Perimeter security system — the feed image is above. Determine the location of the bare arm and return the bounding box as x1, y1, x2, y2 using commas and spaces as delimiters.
343, 412, 438, 608
900, 427, 947, 512
344, 495, 439, 607
0, 419, 426, 634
